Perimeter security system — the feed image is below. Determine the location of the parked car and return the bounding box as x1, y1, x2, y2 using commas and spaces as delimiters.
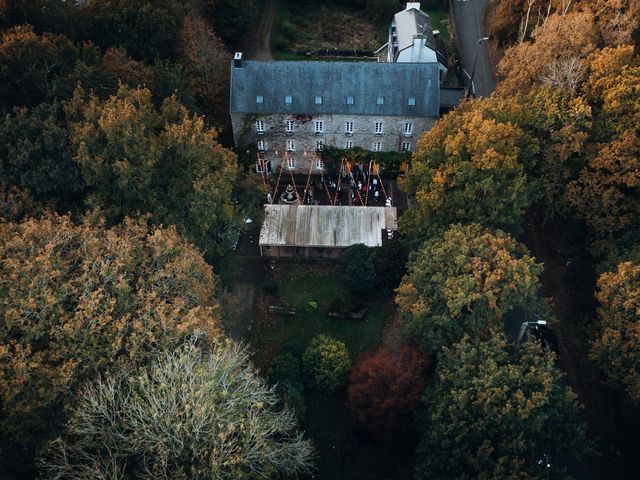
516, 318, 560, 358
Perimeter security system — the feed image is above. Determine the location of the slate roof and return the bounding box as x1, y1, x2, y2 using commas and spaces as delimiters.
230, 61, 441, 118
259, 204, 398, 248
440, 87, 465, 109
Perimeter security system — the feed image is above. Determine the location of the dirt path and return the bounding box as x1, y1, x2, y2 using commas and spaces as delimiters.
245, 0, 277, 60
380, 299, 407, 350
223, 231, 265, 342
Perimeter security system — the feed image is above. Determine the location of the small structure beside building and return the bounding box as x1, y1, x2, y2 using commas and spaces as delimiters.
386, 2, 448, 80
259, 204, 398, 258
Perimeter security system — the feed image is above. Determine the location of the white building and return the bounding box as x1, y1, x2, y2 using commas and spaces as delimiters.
387, 2, 448, 81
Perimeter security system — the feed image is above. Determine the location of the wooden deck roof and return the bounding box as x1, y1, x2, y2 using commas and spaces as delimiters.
259, 205, 398, 248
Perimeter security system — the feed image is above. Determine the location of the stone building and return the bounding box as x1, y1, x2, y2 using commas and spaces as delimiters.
229, 2, 463, 175
230, 58, 449, 173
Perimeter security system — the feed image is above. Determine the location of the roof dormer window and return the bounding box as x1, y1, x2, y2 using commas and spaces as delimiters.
285, 95, 292, 104
315, 95, 323, 105
376, 96, 384, 105
256, 95, 264, 104
408, 97, 416, 106
346, 96, 354, 105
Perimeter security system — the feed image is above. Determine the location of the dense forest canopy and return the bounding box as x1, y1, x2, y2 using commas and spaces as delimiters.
400, 0, 639, 477
0, 0, 638, 478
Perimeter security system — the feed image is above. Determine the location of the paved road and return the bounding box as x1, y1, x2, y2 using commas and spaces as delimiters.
451, 0, 496, 97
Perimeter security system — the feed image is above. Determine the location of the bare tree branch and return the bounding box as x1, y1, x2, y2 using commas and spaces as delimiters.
38, 339, 315, 479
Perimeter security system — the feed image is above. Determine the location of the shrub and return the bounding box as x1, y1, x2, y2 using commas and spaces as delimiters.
302, 335, 351, 392
348, 346, 429, 440
269, 352, 302, 382
373, 237, 409, 293
268, 352, 306, 420
328, 293, 350, 313
343, 244, 378, 295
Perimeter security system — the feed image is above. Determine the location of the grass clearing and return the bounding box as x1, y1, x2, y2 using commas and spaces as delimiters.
427, 8, 449, 40
271, 2, 387, 58
250, 263, 385, 367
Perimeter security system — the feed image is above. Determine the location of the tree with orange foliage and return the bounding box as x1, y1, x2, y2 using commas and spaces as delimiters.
489, 0, 639, 48
567, 131, 640, 246
590, 262, 640, 404
581, 46, 640, 140
0, 214, 222, 447
497, 11, 599, 96
348, 346, 429, 440
65, 84, 239, 267
396, 224, 545, 353
400, 98, 541, 241
566, 46, 640, 253
179, 13, 230, 124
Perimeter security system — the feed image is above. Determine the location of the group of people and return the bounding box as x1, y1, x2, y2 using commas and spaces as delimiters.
347, 164, 390, 207
266, 161, 393, 207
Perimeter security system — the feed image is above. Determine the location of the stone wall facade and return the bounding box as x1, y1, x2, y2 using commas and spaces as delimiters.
231, 112, 435, 172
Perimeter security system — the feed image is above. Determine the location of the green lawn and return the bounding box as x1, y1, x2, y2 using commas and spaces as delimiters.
249, 262, 391, 479
426, 8, 450, 41
250, 263, 385, 366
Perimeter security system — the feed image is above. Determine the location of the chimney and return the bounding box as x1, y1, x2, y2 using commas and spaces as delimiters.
406, 2, 421, 10
233, 52, 242, 68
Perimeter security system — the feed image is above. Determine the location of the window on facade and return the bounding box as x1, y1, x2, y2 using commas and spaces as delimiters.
256, 158, 271, 174
256, 95, 264, 104
315, 95, 323, 105
286, 139, 295, 152
285, 120, 294, 133
374, 122, 383, 134
373, 142, 382, 152
376, 96, 384, 105
346, 96, 354, 105
316, 141, 324, 152
285, 95, 292, 104
315, 158, 324, 170
256, 120, 265, 133
408, 97, 416, 106
403, 122, 413, 135
314, 120, 324, 133
286, 156, 296, 169
345, 140, 353, 149
345, 121, 354, 134
401, 141, 411, 152
257, 140, 266, 151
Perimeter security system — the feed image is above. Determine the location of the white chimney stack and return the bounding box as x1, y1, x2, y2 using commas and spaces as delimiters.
406, 2, 421, 10
233, 52, 242, 68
